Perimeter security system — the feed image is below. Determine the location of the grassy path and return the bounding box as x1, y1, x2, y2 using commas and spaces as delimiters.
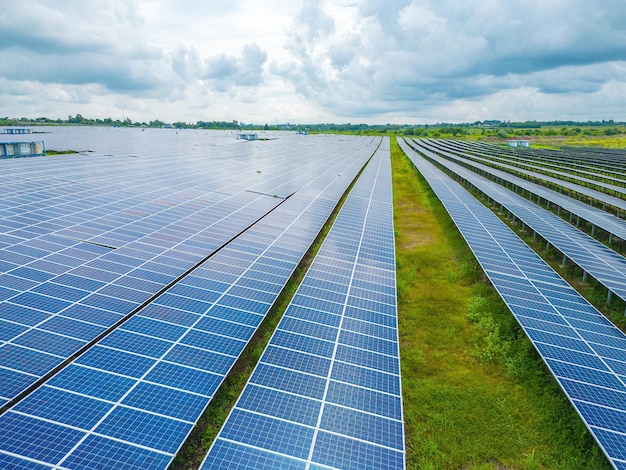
392, 138, 610, 469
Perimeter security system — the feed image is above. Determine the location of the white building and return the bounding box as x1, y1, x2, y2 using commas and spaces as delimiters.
508, 139, 531, 148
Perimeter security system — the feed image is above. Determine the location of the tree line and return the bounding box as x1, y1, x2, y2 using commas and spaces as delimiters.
1, 115, 624, 135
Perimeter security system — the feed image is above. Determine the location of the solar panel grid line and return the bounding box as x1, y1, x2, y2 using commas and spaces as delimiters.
0, 136, 380, 466
0, 193, 286, 405
265, 337, 401, 371
202, 140, 404, 470
399, 137, 626, 469
408, 139, 626, 305
410, 139, 626, 243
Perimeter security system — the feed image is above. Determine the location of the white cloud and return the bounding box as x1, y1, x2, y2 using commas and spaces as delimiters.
1, 0, 626, 123
203, 43, 268, 91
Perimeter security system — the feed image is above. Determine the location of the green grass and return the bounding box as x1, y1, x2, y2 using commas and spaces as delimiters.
392, 138, 611, 469
528, 134, 626, 149
45, 149, 78, 155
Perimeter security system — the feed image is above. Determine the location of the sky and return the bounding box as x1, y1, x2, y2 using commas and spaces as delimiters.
2, 0, 626, 124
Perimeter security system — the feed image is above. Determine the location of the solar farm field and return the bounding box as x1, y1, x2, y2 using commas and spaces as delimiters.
1, 127, 625, 469
398, 137, 626, 469
0, 128, 394, 469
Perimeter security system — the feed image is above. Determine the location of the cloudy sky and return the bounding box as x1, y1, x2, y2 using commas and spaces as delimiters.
2, 0, 626, 124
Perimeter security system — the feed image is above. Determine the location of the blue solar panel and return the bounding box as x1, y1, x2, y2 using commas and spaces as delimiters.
76, 345, 155, 378
231, 409, 316, 459
202, 139, 405, 470
0, 412, 85, 463
0, 190, 286, 403
14, 386, 112, 429
122, 382, 209, 421
408, 138, 626, 306
204, 439, 306, 470
0, 452, 51, 470
399, 137, 626, 469
61, 434, 171, 470
312, 431, 405, 470
95, 406, 191, 453
0, 132, 383, 468
0, 344, 63, 376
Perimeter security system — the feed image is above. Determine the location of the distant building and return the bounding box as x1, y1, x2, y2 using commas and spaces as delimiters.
237, 133, 258, 141
508, 139, 531, 148
0, 141, 46, 158
2, 127, 32, 134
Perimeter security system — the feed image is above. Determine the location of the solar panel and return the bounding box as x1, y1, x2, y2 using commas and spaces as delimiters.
0, 132, 382, 407
428, 138, 626, 204
202, 138, 405, 470
0, 193, 282, 405
0, 132, 382, 468
399, 137, 626, 470
441, 139, 626, 187
408, 139, 626, 243
407, 139, 626, 306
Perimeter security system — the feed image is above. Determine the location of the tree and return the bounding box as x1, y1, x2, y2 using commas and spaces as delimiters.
68, 114, 84, 124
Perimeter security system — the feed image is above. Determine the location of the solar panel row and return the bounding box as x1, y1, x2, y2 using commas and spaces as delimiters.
0, 131, 381, 469
446, 139, 626, 188
421, 138, 626, 214
202, 138, 405, 470
0, 192, 283, 407
409, 139, 626, 243
399, 138, 626, 470
437, 138, 626, 198
407, 139, 626, 305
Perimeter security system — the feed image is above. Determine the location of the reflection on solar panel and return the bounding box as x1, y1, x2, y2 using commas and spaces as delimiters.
0, 192, 283, 407
399, 138, 626, 470
0, 129, 381, 468
407, 139, 626, 306
202, 138, 405, 470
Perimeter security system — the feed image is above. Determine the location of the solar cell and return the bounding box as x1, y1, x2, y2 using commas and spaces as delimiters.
0, 131, 382, 468
202, 139, 405, 470
399, 137, 626, 470
408, 138, 626, 307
